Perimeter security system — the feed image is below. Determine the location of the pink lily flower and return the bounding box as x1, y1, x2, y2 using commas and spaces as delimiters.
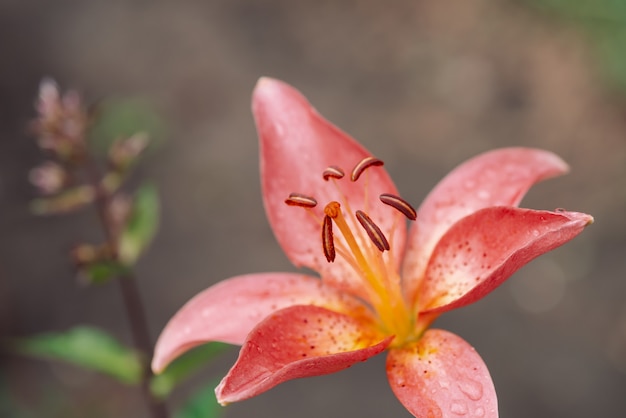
152, 78, 593, 417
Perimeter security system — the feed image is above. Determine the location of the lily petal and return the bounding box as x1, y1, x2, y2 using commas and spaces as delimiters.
253, 78, 404, 299
419, 207, 593, 314
216, 304, 392, 404
403, 148, 569, 305
152, 273, 371, 373
387, 329, 497, 418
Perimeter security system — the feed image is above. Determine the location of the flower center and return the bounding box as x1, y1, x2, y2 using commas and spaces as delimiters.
285, 156, 419, 345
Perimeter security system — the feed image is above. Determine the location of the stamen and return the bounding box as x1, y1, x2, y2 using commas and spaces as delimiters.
379, 193, 417, 220
355, 210, 390, 252
351, 157, 384, 182
322, 215, 335, 262
285, 193, 317, 208
323, 166, 345, 181
323, 201, 390, 309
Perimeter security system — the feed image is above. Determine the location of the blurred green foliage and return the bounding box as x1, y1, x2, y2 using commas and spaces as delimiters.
175, 380, 223, 418
119, 183, 160, 265
151, 343, 230, 399
527, 0, 626, 93
10, 328, 229, 416
89, 98, 166, 154
80, 260, 130, 285
11, 327, 143, 385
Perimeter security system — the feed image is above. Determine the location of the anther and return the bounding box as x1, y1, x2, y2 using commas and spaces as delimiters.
323, 166, 345, 181
285, 193, 317, 208
322, 215, 335, 262
379, 193, 417, 220
351, 157, 384, 182
355, 210, 390, 252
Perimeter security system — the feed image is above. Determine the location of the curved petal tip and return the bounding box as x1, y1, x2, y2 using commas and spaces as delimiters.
151, 272, 369, 373
215, 305, 391, 404
387, 329, 498, 418
253, 77, 299, 108
254, 76, 280, 91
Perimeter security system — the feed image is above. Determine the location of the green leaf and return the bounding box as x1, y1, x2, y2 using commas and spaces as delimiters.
79, 260, 130, 285
175, 380, 223, 418
11, 326, 143, 385
119, 183, 160, 265
594, 26, 626, 92
89, 98, 166, 155
525, 0, 626, 94
151, 343, 230, 399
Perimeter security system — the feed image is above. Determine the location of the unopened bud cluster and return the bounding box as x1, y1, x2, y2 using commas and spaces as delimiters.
29, 79, 150, 283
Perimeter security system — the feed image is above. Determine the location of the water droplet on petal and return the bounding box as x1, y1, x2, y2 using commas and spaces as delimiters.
458, 379, 483, 401
477, 190, 490, 200
247, 308, 263, 320
464, 180, 476, 189
531, 229, 540, 237
393, 374, 406, 387
274, 121, 284, 136
439, 379, 450, 389
450, 401, 468, 415
474, 406, 485, 417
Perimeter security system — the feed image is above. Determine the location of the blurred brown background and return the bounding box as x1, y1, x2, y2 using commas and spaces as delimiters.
1, 0, 625, 417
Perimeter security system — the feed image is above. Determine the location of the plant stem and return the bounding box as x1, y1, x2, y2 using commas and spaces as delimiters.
117, 273, 169, 418
86, 154, 169, 418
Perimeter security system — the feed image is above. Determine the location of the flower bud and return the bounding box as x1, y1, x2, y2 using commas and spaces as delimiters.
109, 133, 150, 170
32, 78, 88, 160
108, 193, 132, 236
29, 161, 66, 195
36, 78, 61, 122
